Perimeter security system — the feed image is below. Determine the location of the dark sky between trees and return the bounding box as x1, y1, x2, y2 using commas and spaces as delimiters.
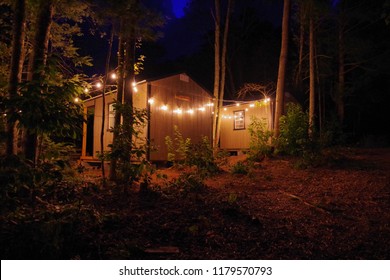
76, 0, 389, 142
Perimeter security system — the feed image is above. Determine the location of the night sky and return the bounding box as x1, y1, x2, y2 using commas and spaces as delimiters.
171, 0, 189, 18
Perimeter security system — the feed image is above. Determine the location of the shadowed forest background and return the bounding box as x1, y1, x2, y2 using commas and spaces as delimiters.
0, 0, 389, 259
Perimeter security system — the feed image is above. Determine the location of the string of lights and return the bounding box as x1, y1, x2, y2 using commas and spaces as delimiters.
79, 71, 272, 118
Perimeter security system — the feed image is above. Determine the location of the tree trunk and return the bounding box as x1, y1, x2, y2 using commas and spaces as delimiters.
7, 0, 26, 156
215, 0, 232, 148
212, 0, 221, 148
25, 0, 54, 163
295, 2, 305, 91
337, 7, 345, 126
309, 15, 316, 136
274, 0, 290, 138
100, 26, 114, 184
122, 34, 135, 163
110, 23, 125, 181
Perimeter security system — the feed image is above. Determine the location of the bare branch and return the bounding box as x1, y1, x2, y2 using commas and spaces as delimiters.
237, 82, 275, 99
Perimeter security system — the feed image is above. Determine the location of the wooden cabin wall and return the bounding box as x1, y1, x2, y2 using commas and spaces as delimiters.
220, 102, 272, 150
148, 74, 213, 161
81, 83, 147, 159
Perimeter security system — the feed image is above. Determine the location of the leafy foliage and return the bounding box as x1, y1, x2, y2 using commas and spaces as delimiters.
277, 103, 310, 156
165, 126, 219, 176
1, 65, 85, 139
231, 161, 250, 175
247, 116, 273, 161
171, 172, 206, 195
165, 125, 191, 164
108, 102, 153, 186
185, 136, 219, 175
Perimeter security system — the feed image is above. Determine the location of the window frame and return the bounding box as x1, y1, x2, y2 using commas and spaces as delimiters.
233, 110, 245, 130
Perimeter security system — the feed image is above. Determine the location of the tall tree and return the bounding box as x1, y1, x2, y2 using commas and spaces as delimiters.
24, 0, 54, 163
6, 0, 26, 155
100, 26, 114, 182
212, 0, 232, 149
212, 0, 221, 148
98, 0, 163, 180
308, 6, 316, 136
336, 1, 346, 126
274, 0, 290, 138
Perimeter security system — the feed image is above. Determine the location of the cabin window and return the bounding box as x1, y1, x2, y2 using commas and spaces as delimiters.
234, 110, 245, 130
108, 103, 115, 130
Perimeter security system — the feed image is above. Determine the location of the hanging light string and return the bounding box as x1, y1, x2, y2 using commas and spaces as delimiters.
80, 71, 271, 117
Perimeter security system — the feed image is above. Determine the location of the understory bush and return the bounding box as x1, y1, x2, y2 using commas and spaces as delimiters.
108, 103, 154, 187
165, 126, 219, 175
231, 161, 250, 175
0, 154, 102, 259
247, 116, 273, 161
277, 103, 310, 156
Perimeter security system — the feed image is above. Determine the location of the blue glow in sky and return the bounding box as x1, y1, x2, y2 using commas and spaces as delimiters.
172, 0, 189, 18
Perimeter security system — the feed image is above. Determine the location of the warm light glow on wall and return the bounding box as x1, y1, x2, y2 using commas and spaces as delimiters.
236, 103, 240, 106
148, 98, 155, 104
198, 107, 206, 112
173, 108, 183, 114
249, 103, 255, 108
206, 102, 214, 107
187, 109, 194, 114
223, 107, 227, 111
133, 86, 138, 93
160, 105, 168, 111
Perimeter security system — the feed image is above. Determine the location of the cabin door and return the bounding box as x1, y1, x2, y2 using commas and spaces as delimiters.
86, 107, 95, 156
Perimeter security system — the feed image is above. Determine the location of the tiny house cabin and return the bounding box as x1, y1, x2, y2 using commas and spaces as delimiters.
81, 73, 213, 162
219, 98, 273, 152
219, 92, 297, 153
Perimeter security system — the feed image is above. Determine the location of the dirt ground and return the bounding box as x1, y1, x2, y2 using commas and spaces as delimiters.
80, 148, 390, 259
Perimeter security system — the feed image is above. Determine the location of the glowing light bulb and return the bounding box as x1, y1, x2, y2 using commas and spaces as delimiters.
74, 97, 80, 103
148, 98, 155, 104
133, 86, 138, 93
249, 103, 255, 108
132, 82, 137, 87
198, 107, 205, 112
173, 108, 182, 114
187, 109, 194, 114
84, 88, 89, 93
236, 103, 240, 106
111, 73, 117, 80
161, 105, 168, 111
223, 108, 227, 111
96, 82, 102, 89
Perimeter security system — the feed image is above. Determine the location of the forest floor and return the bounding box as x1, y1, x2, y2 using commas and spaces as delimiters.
1, 148, 389, 259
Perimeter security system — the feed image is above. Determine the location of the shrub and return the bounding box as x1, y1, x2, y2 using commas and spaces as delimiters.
171, 172, 205, 194
277, 103, 310, 156
108, 103, 153, 186
165, 127, 219, 175
248, 116, 273, 161
231, 161, 250, 175
185, 136, 219, 175
165, 125, 191, 165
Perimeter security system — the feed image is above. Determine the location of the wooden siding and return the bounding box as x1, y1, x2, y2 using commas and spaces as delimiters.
81, 73, 213, 162
220, 101, 272, 150
81, 83, 148, 159
148, 74, 213, 161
